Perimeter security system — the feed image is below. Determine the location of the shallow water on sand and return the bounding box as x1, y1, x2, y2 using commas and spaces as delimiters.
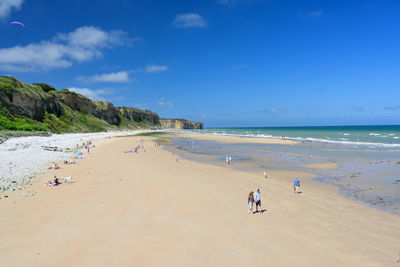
167, 137, 400, 215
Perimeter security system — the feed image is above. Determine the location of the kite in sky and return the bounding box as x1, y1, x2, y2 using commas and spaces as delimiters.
9, 21, 25, 27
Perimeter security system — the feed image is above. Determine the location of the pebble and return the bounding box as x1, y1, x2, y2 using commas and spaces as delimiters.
0, 131, 142, 193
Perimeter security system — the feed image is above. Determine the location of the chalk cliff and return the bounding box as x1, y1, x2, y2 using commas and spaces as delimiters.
160, 119, 203, 129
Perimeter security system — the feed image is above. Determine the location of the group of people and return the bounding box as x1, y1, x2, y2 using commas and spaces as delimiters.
125, 139, 146, 154
247, 177, 301, 214
48, 163, 60, 170
44, 175, 61, 187
76, 138, 95, 154
225, 156, 232, 165
247, 188, 262, 214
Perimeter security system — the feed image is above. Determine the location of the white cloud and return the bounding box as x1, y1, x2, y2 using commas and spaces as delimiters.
0, 26, 128, 72
68, 87, 112, 101
56, 26, 126, 48
146, 65, 168, 73
172, 13, 207, 28
0, 0, 23, 19
77, 71, 130, 83
158, 101, 174, 108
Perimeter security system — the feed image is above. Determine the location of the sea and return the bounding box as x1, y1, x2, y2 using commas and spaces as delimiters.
185, 125, 400, 147
167, 125, 400, 215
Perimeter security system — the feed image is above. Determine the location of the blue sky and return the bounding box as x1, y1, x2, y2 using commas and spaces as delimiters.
0, 0, 399, 127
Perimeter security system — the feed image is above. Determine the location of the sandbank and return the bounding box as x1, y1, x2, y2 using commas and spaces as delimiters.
0, 135, 399, 266
304, 163, 338, 169
174, 132, 298, 145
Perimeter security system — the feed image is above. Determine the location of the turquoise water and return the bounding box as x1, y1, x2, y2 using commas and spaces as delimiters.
184, 125, 400, 147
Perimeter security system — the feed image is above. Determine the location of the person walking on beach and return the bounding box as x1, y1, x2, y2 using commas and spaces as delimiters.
293, 177, 300, 193
248, 191, 254, 214
255, 188, 262, 212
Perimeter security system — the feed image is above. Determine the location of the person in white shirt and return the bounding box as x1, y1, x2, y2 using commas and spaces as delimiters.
254, 188, 261, 213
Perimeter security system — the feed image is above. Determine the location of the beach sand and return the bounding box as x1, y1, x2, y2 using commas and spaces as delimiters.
0, 135, 399, 266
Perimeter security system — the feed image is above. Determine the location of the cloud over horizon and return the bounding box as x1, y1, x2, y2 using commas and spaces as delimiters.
0, 0, 23, 19
77, 71, 130, 83
158, 101, 174, 107
172, 13, 207, 28
0, 26, 129, 72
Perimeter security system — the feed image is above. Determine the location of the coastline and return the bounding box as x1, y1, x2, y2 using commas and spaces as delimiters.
0, 134, 399, 266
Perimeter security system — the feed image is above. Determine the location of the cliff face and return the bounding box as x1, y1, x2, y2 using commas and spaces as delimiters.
55, 91, 121, 125
119, 107, 160, 125
0, 76, 203, 133
0, 77, 63, 121
160, 119, 203, 129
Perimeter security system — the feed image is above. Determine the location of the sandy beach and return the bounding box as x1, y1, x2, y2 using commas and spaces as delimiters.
0, 134, 399, 266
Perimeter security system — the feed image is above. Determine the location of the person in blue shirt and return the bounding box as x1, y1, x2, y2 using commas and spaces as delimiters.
293, 177, 300, 193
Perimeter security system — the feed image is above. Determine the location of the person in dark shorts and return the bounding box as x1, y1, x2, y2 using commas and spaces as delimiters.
255, 188, 261, 212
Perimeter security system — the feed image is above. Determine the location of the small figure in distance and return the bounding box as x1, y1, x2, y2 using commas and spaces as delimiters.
248, 191, 254, 214
397, 252, 400, 263
293, 177, 300, 194
264, 171, 267, 179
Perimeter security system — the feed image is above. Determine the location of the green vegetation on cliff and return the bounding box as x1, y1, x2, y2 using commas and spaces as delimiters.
0, 76, 161, 133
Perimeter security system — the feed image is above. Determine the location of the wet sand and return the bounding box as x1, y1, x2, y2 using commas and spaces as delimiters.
0, 135, 399, 266
304, 163, 338, 169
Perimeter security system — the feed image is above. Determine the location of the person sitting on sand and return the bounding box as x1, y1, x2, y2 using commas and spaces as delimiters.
255, 188, 261, 212
248, 191, 254, 214
294, 177, 300, 193
52, 175, 61, 186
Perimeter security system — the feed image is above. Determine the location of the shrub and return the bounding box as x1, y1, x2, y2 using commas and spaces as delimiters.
32, 83, 56, 93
